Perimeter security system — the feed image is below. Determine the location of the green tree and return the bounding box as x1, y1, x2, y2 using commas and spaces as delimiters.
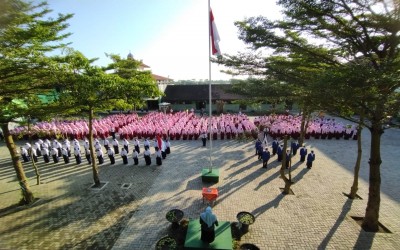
222, 0, 400, 231
103, 54, 162, 111
57, 50, 161, 187
0, 0, 72, 204
278, 0, 400, 232
316, 63, 371, 200
56, 51, 125, 187
218, 46, 332, 146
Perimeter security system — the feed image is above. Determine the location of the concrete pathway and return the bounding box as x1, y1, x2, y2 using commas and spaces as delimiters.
0, 125, 399, 250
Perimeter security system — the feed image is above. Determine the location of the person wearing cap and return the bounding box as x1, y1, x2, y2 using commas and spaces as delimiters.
132, 149, 139, 165
94, 139, 101, 151
155, 147, 162, 166
83, 139, 89, 151
262, 148, 271, 168
291, 140, 299, 156
112, 139, 119, 154
74, 145, 81, 165
161, 139, 167, 159
121, 147, 128, 164
107, 147, 115, 165
143, 138, 150, 151
42, 147, 50, 163
20, 147, 30, 162
306, 150, 316, 169
165, 139, 171, 154
63, 139, 70, 157
277, 144, 283, 162
52, 139, 61, 157
96, 148, 104, 165
51, 147, 59, 163
122, 138, 129, 153
62, 147, 69, 164
272, 138, 279, 156
30, 147, 38, 163
299, 145, 307, 162
201, 131, 207, 147
84, 148, 92, 164
255, 139, 262, 156
133, 138, 140, 153
33, 141, 41, 157
110, 126, 116, 140
285, 150, 292, 169
103, 138, 110, 150
143, 147, 151, 165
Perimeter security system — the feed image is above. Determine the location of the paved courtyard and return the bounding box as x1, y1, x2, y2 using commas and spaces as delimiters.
0, 123, 399, 249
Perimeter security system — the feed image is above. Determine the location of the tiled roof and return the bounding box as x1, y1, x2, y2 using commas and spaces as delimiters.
140, 63, 150, 68
161, 84, 244, 102
152, 74, 172, 81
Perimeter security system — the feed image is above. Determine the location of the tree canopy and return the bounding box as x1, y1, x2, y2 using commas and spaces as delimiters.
103, 53, 162, 109
0, 0, 73, 123
0, 0, 73, 204
53, 50, 162, 186
217, 0, 400, 232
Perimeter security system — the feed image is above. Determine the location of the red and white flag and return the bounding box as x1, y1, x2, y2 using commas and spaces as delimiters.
210, 9, 221, 56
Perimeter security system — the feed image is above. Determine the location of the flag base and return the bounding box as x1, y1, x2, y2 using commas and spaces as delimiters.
201, 168, 219, 183
184, 220, 232, 249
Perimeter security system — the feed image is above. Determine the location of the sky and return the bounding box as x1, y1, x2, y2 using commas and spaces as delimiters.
43, 0, 282, 81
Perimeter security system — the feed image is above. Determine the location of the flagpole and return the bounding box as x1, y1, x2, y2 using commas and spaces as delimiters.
208, 0, 213, 172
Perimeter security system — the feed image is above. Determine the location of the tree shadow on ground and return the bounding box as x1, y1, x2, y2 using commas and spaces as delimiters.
60, 208, 137, 249
226, 155, 255, 171
225, 159, 260, 181
317, 198, 353, 249
290, 167, 310, 184
310, 127, 400, 203
289, 161, 304, 171
253, 169, 281, 191
251, 193, 285, 218
217, 163, 267, 205
0, 156, 158, 249
0, 197, 58, 218
169, 177, 208, 199
0, 188, 20, 196
352, 229, 375, 250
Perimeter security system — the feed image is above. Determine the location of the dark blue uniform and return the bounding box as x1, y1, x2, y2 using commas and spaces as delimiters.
262, 149, 271, 168
277, 145, 283, 162
291, 141, 299, 155
300, 147, 307, 162
255, 140, 262, 156
272, 140, 278, 155
306, 152, 315, 169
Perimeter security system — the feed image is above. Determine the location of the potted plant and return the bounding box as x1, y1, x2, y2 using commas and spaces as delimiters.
236, 211, 255, 234
240, 243, 260, 250
155, 236, 177, 250
166, 209, 184, 229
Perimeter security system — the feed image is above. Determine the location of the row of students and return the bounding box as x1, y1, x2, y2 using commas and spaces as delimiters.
20, 137, 170, 167
255, 139, 316, 169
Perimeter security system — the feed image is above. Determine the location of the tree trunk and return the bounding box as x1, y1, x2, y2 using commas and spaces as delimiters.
88, 109, 101, 186
27, 118, 41, 185
349, 116, 364, 199
280, 136, 292, 194
362, 122, 383, 232
1, 123, 35, 204
29, 151, 41, 185
299, 109, 310, 147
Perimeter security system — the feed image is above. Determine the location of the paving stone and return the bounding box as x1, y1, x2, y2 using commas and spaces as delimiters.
0, 121, 399, 250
